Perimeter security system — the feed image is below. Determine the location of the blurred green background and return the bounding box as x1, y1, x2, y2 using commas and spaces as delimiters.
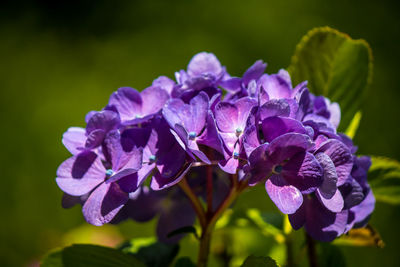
1, 0, 400, 266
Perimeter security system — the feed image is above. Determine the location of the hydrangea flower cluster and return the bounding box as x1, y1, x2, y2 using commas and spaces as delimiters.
56, 52, 374, 243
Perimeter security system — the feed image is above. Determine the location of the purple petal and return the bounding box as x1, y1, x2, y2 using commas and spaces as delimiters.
189, 91, 209, 134
162, 98, 186, 131
265, 175, 303, 214
197, 111, 224, 154
121, 126, 152, 152
262, 117, 307, 143
85, 129, 106, 149
315, 152, 338, 199
140, 86, 169, 116
242, 60, 267, 86
82, 182, 128, 226
86, 110, 120, 134
259, 99, 291, 120
218, 157, 239, 174
108, 87, 142, 122
156, 142, 186, 178
267, 133, 312, 165
187, 52, 222, 77
56, 152, 105, 196
117, 173, 140, 193
219, 132, 238, 154
328, 102, 341, 129
248, 143, 274, 185
152, 76, 175, 94
281, 152, 323, 194
191, 145, 211, 164
259, 74, 291, 100
288, 203, 306, 230
106, 168, 138, 185
151, 163, 193, 190
352, 189, 375, 228
304, 197, 348, 242
103, 131, 128, 171
235, 97, 257, 129
316, 189, 344, 213
62, 127, 86, 155
220, 77, 242, 92
303, 114, 335, 131
340, 179, 364, 209
277, 69, 292, 88
317, 140, 353, 186
215, 102, 237, 132
243, 125, 261, 158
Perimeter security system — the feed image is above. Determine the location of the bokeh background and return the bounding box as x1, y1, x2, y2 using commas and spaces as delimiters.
1, 0, 400, 266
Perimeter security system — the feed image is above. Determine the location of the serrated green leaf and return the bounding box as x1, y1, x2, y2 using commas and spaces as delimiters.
288, 27, 372, 131
41, 244, 145, 267
368, 156, 400, 205
240, 255, 279, 267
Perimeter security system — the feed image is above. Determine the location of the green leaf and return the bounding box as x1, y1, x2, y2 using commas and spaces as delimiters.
41, 249, 63, 267
167, 225, 199, 239
135, 241, 179, 267
345, 111, 362, 139
333, 224, 384, 248
174, 257, 196, 267
368, 156, 400, 204
288, 27, 373, 131
240, 255, 279, 267
41, 244, 145, 267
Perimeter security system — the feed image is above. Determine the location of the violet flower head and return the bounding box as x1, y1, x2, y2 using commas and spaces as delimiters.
56, 51, 375, 243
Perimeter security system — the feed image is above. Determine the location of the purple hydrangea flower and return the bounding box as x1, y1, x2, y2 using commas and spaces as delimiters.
56, 51, 375, 243
56, 130, 142, 225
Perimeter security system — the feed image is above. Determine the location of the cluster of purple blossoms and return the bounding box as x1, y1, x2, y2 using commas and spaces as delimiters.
57, 52, 375, 242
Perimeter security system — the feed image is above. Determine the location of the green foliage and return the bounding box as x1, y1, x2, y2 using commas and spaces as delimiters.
167, 226, 199, 240
288, 27, 372, 131
318, 243, 347, 267
334, 224, 384, 248
41, 249, 63, 267
345, 111, 362, 139
240, 255, 279, 267
123, 240, 179, 267
174, 257, 196, 267
41, 244, 145, 267
369, 156, 400, 204
246, 209, 285, 243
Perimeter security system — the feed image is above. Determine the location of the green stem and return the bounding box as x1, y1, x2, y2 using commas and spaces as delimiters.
178, 177, 207, 228
197, 223, 214, 267
197, 174, 243, 267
